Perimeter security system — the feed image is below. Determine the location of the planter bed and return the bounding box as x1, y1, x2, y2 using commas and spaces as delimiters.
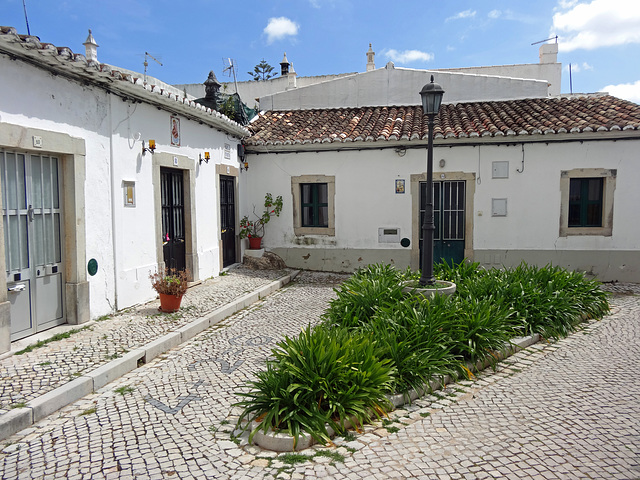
249, 333, 541, 452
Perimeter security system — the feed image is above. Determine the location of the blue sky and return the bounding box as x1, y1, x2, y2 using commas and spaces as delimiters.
2, 0, 639, 102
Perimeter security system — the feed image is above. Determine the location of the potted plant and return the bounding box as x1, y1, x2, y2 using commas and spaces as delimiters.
239, 193, 283, 249
149, 268, 189, 313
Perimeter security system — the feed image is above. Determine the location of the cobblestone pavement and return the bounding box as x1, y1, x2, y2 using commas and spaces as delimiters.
0, 266, 290, 412
0, 275, 638, 480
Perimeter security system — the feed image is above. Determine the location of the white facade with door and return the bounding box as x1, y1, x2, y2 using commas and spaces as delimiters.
242, 134, 640, 282
0, 28, 247, 349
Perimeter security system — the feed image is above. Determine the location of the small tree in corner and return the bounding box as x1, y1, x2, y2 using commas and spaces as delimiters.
239, 193, 283, 239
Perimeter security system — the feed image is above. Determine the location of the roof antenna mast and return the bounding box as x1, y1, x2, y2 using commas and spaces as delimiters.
223, 58, 239, 94
22, 0, 31, 36
143, 52, 163, 84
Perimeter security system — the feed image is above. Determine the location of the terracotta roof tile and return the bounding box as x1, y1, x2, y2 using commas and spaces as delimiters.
246, 95, 640, 146
0, 26, 248, 137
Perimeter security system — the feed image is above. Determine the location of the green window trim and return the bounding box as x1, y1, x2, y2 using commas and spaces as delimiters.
559, 168, 615, 237
568, 177, 603, 228
301, 183, 328, 228
291, 175, 335, 237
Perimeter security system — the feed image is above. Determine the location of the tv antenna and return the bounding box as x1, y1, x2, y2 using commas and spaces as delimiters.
531, 35, 558, 45
22, 0, 31, 35
143, 52, 163, 84
223, 58, 239, 94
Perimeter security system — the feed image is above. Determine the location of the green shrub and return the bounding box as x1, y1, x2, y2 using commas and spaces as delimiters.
442, 295, 517, 366
364, 297, 457, 394
236, 325, 394, 447
322, 263, 409, 329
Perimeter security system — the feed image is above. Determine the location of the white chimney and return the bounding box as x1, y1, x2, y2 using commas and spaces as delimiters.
539, 43, 558, 64
287, 63, 297, 89
366, 43, 375, 72
83, 29, 98, 63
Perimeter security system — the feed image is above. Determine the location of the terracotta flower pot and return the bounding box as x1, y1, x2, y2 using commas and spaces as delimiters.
159, 293, 183, 313
248, 237, 263, 250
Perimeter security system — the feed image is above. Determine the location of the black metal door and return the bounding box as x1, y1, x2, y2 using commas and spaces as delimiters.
220, 175, 236, 267
420, 180, 465, 266
161, 168, 186, 272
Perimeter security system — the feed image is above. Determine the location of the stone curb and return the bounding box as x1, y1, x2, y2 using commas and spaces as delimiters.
0, 270, 299, 442
252, 332, 542, 452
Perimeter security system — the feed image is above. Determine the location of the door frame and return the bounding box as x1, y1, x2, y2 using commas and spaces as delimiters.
410, 171, 476, 270
0, 122, 89, 351
153, 153, 197, 281
216, 164, 239, 269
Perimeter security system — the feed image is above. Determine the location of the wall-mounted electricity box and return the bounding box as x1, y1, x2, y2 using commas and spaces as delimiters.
378, 227, 401, 243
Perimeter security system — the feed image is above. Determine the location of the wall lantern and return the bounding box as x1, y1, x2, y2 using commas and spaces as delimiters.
199, 152, 210, 165
142, 139, 156, 155
418, 75, 445, 286
238, 144, 248, 171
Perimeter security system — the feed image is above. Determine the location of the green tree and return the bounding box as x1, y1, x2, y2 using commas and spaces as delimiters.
247, 59, 277, 81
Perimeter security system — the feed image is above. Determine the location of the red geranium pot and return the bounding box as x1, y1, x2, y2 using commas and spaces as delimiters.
159, 293, 183, 313
248, 237, 263, 250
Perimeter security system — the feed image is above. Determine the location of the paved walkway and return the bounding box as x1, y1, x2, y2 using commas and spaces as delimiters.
0, 270, 638, 479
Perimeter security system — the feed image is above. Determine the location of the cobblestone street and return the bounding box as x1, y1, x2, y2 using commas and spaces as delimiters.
0, 271, 638, 480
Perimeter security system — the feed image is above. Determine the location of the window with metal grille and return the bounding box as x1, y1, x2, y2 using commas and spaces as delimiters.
301, 183, 328, 228
568, 177, 603, 227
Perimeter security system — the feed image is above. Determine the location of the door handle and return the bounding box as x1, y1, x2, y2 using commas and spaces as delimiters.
27, 205, 34, 223
8, 284, 26, 293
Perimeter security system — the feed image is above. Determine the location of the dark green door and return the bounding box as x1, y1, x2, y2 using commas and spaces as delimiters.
419, 180, 465, 266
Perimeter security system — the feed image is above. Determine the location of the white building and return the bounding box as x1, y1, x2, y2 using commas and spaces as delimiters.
242, 96, 640, 282
178, 43, 561, 111
1, 25, 636, 353
0, 27, 248, 351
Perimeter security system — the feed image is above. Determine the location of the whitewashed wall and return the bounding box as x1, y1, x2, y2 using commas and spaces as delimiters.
108, 100, 239, 308
0, 57, 115, 317
1, 55, 242, 320
259, 67, 550, 111
244, 136, 639, 281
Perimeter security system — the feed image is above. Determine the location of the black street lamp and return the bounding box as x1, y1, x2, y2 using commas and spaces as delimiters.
419, 75, 445, 286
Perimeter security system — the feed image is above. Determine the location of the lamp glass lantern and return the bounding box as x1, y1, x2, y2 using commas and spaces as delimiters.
418, 75, 445, 286
419, 75, 445, 115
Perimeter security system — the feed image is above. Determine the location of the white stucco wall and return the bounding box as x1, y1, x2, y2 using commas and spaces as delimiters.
1, 54, 243, 320
176, 72, 356, 107
0, 56, 116, 317
244, 136, 639, 280
107, 100, 242, 310
259, 67, 550, 111
438, 63, 562, 96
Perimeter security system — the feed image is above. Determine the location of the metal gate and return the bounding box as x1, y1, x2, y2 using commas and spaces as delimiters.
160, 168, 186, 272
220, 175, 236, 268
420, 180, 466, 266
1, 150, 64, 341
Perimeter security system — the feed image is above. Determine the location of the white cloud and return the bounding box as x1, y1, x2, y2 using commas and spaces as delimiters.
488, 10, 501, 19
446, 10, 476, 21
552, 0, 640, 51
263, 17, 299, 44
383, 49, 434, 64
602, 80, 640, 103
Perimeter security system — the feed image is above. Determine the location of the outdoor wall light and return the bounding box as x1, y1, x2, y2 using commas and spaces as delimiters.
199, 152, 210, 165
142, 139, 156, 155
241, 160, 249, 171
